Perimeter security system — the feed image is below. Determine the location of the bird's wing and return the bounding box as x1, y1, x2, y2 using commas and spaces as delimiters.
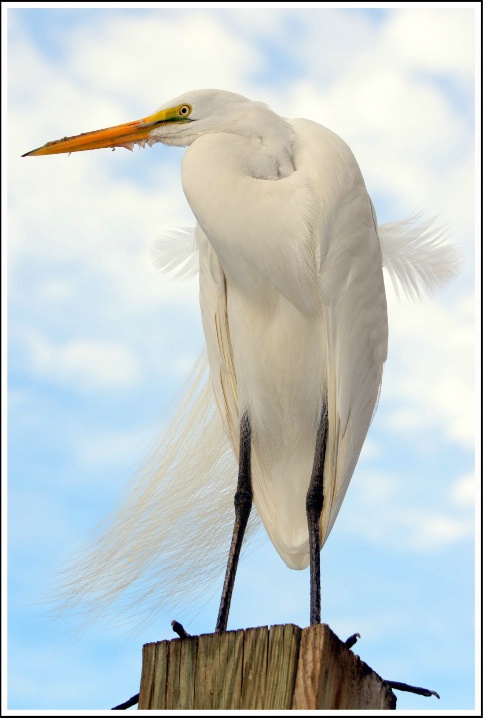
320, 209, 461, 541
197, 226, 240, 456
289, 119, 389, 546
192, 119, 389, 562
319, 212, 388, 544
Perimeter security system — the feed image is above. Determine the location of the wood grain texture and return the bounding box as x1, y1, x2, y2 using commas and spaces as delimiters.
138, 640, 169, 710
138, 623, 396, 710
293, 624, 396, 709
240, 625, 268, 708
264, 624, 301, 709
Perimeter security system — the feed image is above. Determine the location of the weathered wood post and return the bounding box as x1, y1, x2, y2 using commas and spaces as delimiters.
138, 623, 396, 710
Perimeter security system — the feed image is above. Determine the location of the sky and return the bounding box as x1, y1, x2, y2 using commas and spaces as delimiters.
4, 3, 479, 714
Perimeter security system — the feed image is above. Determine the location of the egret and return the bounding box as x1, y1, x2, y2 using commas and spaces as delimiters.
24, 89, 459, 632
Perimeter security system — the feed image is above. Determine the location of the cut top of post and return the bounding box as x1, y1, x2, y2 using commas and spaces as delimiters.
138, 623, 396, 710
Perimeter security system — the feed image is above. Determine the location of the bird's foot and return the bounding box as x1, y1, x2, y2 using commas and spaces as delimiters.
344, 632, 361, 649
342, 633, 439, 700
341, 631, 439, 700
171, 619, 191, 639
112, 694, 139, 710
385, 680, 440, 699
111, 621, 190, 709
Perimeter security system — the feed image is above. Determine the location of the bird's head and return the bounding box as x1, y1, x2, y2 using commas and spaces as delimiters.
22, 89, 276, 157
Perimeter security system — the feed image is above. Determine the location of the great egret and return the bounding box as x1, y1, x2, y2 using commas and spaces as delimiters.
24, 89, 459, 631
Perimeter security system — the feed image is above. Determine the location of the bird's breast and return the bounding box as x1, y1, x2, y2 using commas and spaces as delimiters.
183, 134, 323, 317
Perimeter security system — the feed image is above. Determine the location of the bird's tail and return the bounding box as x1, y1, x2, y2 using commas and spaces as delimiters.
377, 213, 462, 300
52, 354, 259, 628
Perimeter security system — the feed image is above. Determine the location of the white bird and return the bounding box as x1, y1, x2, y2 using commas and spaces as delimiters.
24, 89, 460, 631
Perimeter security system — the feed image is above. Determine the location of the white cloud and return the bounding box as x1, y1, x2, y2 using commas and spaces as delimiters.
448, 472, 476, 508
346, 466, 474, 552
36, 278, 74, 303
285, 9, 379, 85
383, 7, 475, 78
74, 427, 156, 469
68, 12, 262, 109
404, 509, 473, 551
24, 332, 141, 390
280, 7, 474, 239
359, 436, 381, 462
288, 55, 472, 222
383, 289, 474, 449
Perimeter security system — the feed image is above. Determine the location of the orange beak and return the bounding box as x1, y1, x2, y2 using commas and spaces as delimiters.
22, 106, 192, 157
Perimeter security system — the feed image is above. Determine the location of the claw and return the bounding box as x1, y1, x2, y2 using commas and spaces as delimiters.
344, 632, 361, 649
111, 693, 139, 710
385, 680, 440, 699
171, 619, 190, 639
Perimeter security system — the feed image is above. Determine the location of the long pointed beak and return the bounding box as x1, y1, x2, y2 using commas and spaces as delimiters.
22, 107, 184, 157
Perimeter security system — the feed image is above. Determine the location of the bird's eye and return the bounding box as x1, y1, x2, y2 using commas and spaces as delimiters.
178, 105, 191, 117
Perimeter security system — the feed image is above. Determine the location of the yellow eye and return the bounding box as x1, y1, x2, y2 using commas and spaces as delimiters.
178, 105, 191, 117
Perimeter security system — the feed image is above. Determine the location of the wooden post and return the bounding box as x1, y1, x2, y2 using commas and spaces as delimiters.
138, 623, 396, 710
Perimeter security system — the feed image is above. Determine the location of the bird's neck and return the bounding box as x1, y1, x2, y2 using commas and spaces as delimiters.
255, 131, 295, 179
226, 105, 296, 180
226, 115, 293, 181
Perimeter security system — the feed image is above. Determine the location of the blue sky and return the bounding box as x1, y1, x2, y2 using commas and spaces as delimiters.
5, 4, 478, 713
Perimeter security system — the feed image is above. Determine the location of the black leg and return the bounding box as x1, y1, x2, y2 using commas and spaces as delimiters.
216, 414, 252, 633
306, 404, 328, 625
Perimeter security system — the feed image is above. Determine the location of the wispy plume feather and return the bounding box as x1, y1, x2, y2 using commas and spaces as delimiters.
378, 214, 462, 301
53, 355, 261, 628
151, 227, 199, 280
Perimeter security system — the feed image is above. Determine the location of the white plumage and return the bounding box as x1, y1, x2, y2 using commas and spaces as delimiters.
187, 115, 388, 569
24, 89, 460, 624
